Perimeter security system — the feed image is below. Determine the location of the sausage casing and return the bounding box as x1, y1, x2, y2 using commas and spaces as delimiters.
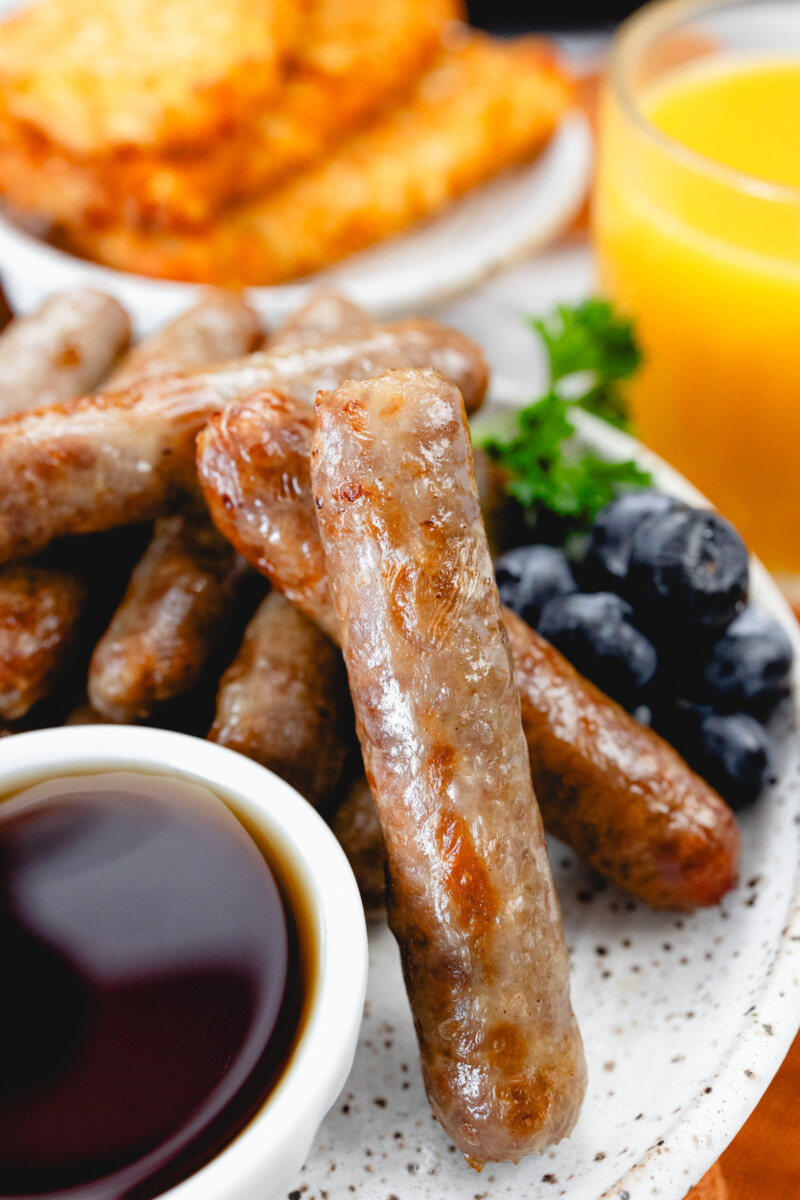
312, 367, 586, 1165
197, 390, 338, 639
199, 384, 741, 910
108, 291, 262, 387
209, 591, 350, 806
0, 564, 86, 720
267, 292, 372, 350
0, 289, 130, 416
329, 775, 387, 921
88, 514, 246, 722
504, 608, 741, 910
0, 319, 486, 564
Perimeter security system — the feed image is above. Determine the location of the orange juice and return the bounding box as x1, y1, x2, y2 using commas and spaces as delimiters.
596, 52, 800, 574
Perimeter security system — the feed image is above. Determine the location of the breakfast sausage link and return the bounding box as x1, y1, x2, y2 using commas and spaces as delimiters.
504, 608, 741, 910
209, 591, 350, 807
312, 367, 586, 1166
197, 390, 338, 639
202, 379, 741, 911
0, 319, 487, 565
329, 775, 387, 921
88, 514, 247, 723
0, 289, 130, 417
108, 290, 263, 387
267, 292, 372, 350
0, 564, 86, 721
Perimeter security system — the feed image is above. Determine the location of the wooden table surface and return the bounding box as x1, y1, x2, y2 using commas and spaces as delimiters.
685, 1030, 800, 1199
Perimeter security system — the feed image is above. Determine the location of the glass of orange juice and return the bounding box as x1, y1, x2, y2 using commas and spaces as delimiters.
595, 0, 800, 595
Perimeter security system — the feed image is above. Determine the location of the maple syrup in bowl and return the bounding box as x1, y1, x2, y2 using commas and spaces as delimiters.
0, 726, 368, 1200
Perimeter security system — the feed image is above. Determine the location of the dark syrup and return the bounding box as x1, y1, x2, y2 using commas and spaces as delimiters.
0, 771, 304, 1199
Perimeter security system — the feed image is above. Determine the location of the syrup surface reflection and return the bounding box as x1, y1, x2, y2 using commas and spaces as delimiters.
0, 771, 298, 1200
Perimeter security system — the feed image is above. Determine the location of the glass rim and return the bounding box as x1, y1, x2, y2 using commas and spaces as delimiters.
609, 0, 800, 205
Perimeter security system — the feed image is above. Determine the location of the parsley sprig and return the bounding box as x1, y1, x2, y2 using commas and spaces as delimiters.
474, 299, 651, 535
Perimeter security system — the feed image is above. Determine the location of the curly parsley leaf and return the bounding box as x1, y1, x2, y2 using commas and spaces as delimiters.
473, 300, 650, 534
529, 298, 642, 430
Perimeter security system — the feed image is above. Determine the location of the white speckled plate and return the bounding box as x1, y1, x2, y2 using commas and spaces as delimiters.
285, 387, 800, 1200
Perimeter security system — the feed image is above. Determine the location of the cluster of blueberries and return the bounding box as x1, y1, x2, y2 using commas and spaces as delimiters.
496, 492, 795, 810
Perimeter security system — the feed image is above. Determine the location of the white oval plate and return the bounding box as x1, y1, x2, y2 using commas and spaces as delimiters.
0, 94, 591, 333
285, 387, 800, 1200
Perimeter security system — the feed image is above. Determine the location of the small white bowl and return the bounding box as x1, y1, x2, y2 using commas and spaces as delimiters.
0, 724, 369, 1200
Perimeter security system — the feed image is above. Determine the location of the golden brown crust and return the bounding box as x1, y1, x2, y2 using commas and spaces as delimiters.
504, 608, 741, 911
58, 33, 571, 281
0, 320, 486, 565
312, 367, 586, 1164
267, 292, 372, 351
329, 775, 387, 920
108, 290, 262, 387
87, 514, 247, 722
200, 382, 740, 912
0, 290, 130, 417
198, 391, 339, 640
209, 591, 350, 806
0, 0, 462, 229
0, 0, 298, 156
0, 564, 86, 721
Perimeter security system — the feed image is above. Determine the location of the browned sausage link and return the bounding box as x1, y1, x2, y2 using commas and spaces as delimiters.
267, 292, 373, 350
108, 291, 263, 387
504, 608, 741, 910
0, 319, 486, 565
231, 318, 487, 412
64, 700, 114, 726
313, 367, 586, 1165
197, 391, 338, 640
198, 388, 741, 910
0, 564, 87, 720
88, 514, 247, 722
209, 591, 350, 807
0, 290, 130, 416
329, 775, 387, 921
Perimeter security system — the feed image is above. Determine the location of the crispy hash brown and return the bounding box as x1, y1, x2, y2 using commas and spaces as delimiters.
0, 0, 298, 156
0, 0, 463, 230
63, 33, 573, 285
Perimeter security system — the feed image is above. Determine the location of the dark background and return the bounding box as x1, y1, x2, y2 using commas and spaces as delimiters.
466, 1, 641, 31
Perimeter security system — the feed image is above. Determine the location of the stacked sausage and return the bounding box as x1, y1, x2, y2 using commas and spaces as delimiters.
0, 287, 742, 1166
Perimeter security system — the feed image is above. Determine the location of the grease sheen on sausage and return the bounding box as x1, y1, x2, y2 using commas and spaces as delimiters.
197, 390, 338, 639
209, 591, 350, 806
267, 292, 372, 350
108, 291, 262, 387
0, 289, 130, 416
0, 564, 86, 720
329, 774, 387, 921
312, 367, 586, 1165
0, 319, 487, 564
200, 380, 740, 911
88, 514, 246, 722
504, 608, 740, 910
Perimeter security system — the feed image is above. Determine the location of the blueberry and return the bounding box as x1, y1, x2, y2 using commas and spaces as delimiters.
584, 491, 685, 592
697, 607, 794, 712
495, 545, 578, 626
538, 592, 658, 707
627, 508, 748, 634
677, 710, 774, 810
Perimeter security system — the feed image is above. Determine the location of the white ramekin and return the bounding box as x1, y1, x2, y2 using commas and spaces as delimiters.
0, 724, 369, 1200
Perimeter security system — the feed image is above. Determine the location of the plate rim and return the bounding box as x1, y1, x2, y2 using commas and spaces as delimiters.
490, 376, 800, 1198
0, 115, 592, 331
